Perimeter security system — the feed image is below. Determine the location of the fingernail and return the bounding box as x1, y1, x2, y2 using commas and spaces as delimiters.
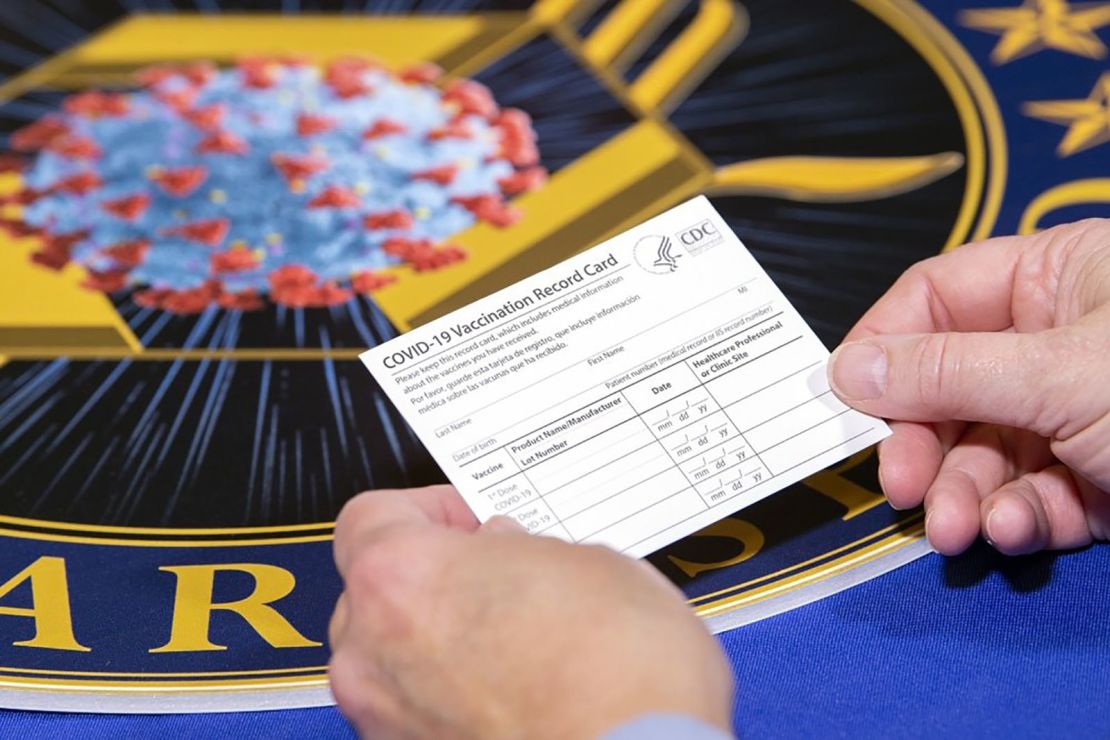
983, 507, 998, 547
876, 465, 905, 510
924, 509, 938, 547
830, 342, 887, 401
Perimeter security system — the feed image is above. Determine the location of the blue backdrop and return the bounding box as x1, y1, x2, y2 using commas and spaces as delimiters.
0, 0, 1107, 734
2, 541, 1107, 738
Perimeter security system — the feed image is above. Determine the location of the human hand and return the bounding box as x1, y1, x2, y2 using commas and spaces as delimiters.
827, 219, 1110, 556
328, 485, 733, 739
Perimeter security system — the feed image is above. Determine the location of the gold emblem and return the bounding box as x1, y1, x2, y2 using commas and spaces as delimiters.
961, 0, 1110, 64
1024, 71, 1110, 156
0, 0, 1008, 708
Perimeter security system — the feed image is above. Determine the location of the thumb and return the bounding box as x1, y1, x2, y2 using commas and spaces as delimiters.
827, 330, 1070, 435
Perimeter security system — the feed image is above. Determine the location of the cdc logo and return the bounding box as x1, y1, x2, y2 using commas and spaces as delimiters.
678, 219, 724, 255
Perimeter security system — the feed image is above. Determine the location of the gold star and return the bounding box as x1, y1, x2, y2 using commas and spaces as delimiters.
960, 0, 1110, 64
1023, 72, 1110, 156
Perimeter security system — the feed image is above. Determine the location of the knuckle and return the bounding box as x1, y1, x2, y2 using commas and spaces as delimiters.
342, 541, 421, 641
901, 257, 935, 282
1040, 219, 1110, 307
894, 260, 938, 304
1032, 330, 1075, 387
327, 592, 348, 648
1042, 324, 1101, 360
333, 490, 377, 545
911, 332, 959, 409
334, 491, 425, 572
1026, 329, 1093, 436
336, 488, 377, 520
574, 541, 623, 565
1039, 217, 1109, 251
329, 653, 387, 730
335, 490, 400, 537
343, 526, 438, 600
344, 536, 410, 598
1011, 218, 1106, 273
328, 653, 363, 716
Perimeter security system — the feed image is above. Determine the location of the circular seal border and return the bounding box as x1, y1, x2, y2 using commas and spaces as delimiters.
0, 0, 1008, 544
0, 0, 1006, 698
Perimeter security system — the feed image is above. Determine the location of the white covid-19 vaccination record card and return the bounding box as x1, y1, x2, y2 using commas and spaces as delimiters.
361, 197, 889, 558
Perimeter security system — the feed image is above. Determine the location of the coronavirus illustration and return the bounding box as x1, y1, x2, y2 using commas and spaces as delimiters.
1, 57, 546, 313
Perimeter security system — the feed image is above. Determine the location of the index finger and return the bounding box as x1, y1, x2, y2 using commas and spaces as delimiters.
844, 233, 1028, 342
333, 485, 478, 576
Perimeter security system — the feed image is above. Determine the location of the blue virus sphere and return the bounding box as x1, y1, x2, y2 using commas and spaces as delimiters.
3, 57, 546, 313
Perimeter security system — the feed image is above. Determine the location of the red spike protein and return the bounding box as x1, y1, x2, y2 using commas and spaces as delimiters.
3, 57, 547, 313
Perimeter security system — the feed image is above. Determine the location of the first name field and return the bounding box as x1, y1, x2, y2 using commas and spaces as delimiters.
362, 197, 888, 558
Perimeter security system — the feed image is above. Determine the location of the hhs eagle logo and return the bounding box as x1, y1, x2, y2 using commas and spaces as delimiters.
0, 0, 1104, 712
634, 234, 681, 273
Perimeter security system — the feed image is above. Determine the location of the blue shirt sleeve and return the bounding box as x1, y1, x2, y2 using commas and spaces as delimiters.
601, 713, 734, 739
